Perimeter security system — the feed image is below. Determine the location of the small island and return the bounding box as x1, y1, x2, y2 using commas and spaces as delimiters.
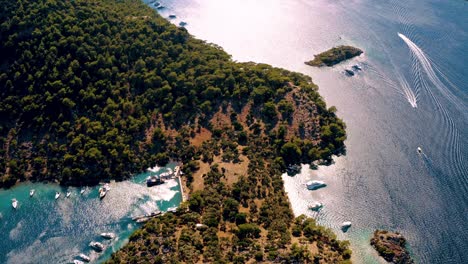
371, 230, 414, 264
305, 45, 363, 67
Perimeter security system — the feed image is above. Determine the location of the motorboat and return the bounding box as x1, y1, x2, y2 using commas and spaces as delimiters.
341, 221, 352, 231
167, 207, 177, 213
12, 199, 18, 209
344, 69, 355, 76
179, 21, 187, 27
156, 5, 165, 10
89, 241, 104, 252
100, 232, 115, 239
417, 147, 422, 153
352, 64, 362, 71
66, 191, 71, 198
55, 192, 61, 199
80, 189, 85, 195
308, 202, 323, 211
73, 260, 85, 264
306, 180, 326, 190
168, 14, 176, 19
30, 189, 35, 197
77, 253, 91, 262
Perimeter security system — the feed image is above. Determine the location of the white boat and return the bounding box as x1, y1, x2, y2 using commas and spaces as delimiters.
12, 199, 18, 209
341, 221, 352, 231
306, 180, 326, 190
89, 241, 104, 252
308, 202, 323, 211
77, 253, 91, 262
30, 189, 35, 197
55, 192, 61, 199
73, 260, 85, 264
104, 183, 111, 191
100, 232, 115, 239
80, 189, 85, 195
66, 191, 71, 198
417, 147, 422, 153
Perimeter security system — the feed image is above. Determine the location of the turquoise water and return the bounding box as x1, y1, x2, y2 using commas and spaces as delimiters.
156, 0, 467, 263
0, 163, 182, 264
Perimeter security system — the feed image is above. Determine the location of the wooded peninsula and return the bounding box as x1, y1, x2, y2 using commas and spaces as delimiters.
1, 0, 350, 262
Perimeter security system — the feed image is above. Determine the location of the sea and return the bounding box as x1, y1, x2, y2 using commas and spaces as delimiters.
153, 0, 467, 263
0, 163, 182, 264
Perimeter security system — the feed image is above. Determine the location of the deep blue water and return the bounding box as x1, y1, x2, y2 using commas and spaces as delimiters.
0, 164, 182, 264
154, 0, 467, 263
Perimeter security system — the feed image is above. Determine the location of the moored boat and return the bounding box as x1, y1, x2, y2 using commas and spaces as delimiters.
73, 260, 85, 264
179, 21, 187, 27
344, 69, 355, 76
89, 241, 104, 252
12, 199, 18, 209
308, 202, 323, 211
66, 191, 71, 198
55, 192, 61, 199
168, 14, 176, 19
306, 180, 326, 190
146, 176, 165, 187
341, 221, 352, 231
100, 232, 115, 239
77, 253, 91, 262
30, 189, 35, 197
80, 189, 85, 195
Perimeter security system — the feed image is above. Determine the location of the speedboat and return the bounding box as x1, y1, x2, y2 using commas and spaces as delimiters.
89, 241, 104, 252
308, 202, 323, 211
168, 14, 176, 19
179, 21, 187, 27
352, 64, 362, 71
66, 191, 71, 198
30, 189, 35, 197
344, 69, 355, 76
156, 5, 165, 9
100, 232, 115, 239
417, 147, 422, 153
306, 180, 326, 190
341, 221, 352, 231
73, 260, 85, 264
55, 192, 61, 199
80, 189, 85, 195
12, 199, 18, 209
77, 253, 91, 262
104, 183, 111, 191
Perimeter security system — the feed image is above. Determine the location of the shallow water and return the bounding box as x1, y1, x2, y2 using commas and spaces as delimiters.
155, 0, 467, 263
0, 163, 182, 264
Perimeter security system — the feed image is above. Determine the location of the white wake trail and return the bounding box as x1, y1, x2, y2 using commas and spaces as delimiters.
397, 33, 466, 112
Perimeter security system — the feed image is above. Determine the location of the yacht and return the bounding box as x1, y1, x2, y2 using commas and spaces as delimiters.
55, 192, 61, 199
341, 221, 352, 231
100, 232, 115, 239
73, 260, 85, 264
77, 253, 91, 262
89, 241, 104, 252
66, 191, 71, 198
146, 176, 165, 187
417, 147, 422, 153
12, 199, 18, 209
308, 202, 323, 211
30, 189, 35, 197
306, 180, 326, 190
80, 189, 85, 195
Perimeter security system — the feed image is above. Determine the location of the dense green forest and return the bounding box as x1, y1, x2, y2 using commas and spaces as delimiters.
0, 0, 345, 187
1, 0, 350, 262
